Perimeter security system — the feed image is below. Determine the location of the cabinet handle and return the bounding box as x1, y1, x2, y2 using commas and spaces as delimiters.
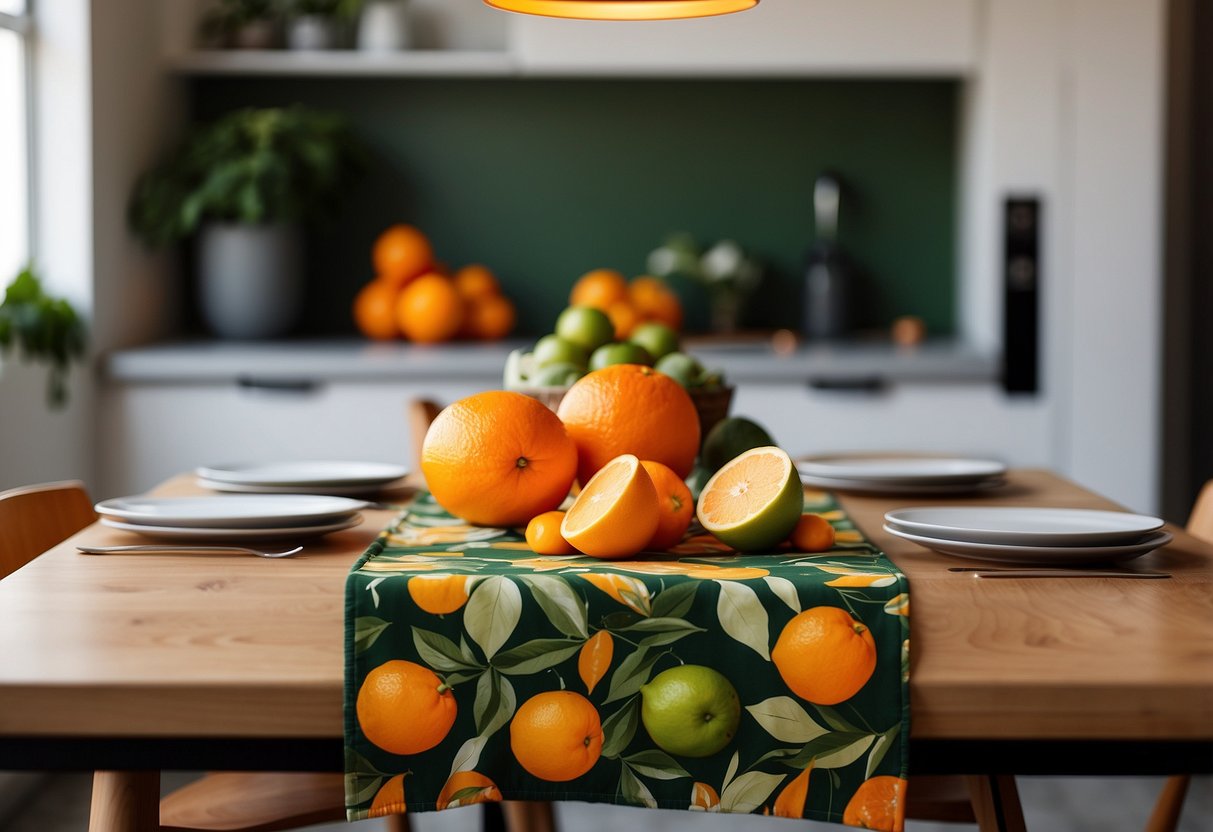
806, 376, 886, 393
236, 376, 322, 395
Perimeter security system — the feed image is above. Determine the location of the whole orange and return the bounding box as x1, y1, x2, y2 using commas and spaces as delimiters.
628, 276, 684, 331
396, 273, 464, 344
556, 364, 700, 484
525, 510, 576, 555
453, 264, 500, 301
842, 776, 907, 830
641, 460, 694, 550
510, 691, 603, 782
422, 391, 578, 526
356, 660, 456, 755
791, 514, 836, 552
606, 301, 641, 339
407, 574, 470, 615
463, 294, 516, 340
772, 607, 877, 705
436, 771, 501, 810
570, 269, 629, 310
373, 225, 433, 287
353, 279, 402, 340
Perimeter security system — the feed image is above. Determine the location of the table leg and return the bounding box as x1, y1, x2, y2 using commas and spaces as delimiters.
89, 771, 160, 832
965, 774, 1027, 832
502, 801, 557, 832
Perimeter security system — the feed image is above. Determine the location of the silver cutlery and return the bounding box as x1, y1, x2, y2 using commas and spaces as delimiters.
78, 544, 303, 559
947, 566, 1169, 579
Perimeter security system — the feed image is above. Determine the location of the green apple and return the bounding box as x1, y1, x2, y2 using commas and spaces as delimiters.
533, 334, 588, 369
654, 352, 703, 389
629, 322, 680, 362
555, 306, 614, 353
589, 342, 652, 371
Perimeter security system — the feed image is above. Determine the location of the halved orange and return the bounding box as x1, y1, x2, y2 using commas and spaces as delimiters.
561, 454, 659, 559
697, 446, 803, 552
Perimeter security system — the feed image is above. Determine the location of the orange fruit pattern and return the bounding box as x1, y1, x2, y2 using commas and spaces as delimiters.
842, 776, 907, 830
353, 279, 402, 340
561, 454, 659, 559
578, 573, 651, 615
578, 630, 614, 694
374, 224, 433, 287
396, 273, 464, 344
556, 365, 701, 485
422, 391, 578, 527
510, 691, 603, 782
356, 660, 457, 755
436, 771, 502, 810
772, 763, 813, 818
791, 514, 836, 552
407, 574, 470, 615
368, 773, 408, 818
525, 511, 576, 555
570, 268, 629, 310
690, 781, 720, 811
640, 460, 694, 550
772, 607, 877, 705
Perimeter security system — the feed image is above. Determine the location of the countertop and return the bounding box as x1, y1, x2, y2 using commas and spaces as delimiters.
105, 337, 999, 386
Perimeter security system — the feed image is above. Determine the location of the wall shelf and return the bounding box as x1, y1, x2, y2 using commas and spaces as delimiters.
167, 50, 518, 78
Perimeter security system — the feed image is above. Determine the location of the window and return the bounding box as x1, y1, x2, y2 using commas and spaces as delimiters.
0, 0, 31, 284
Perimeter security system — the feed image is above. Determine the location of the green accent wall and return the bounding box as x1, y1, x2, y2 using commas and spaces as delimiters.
191, 78, 958, 336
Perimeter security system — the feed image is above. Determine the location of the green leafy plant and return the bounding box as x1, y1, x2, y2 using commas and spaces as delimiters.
287, 0, 362, 17
200, 0, 280, 41
129, 107, 363, 248
0, 266, 86, 408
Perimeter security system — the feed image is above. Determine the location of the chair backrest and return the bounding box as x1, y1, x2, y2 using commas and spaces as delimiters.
408, 399, 443, 471
0, 480, 96, 578
1187, 480, 1213, 543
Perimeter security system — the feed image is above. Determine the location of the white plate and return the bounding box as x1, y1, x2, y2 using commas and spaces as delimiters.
798, 455, 1007, 484
884, 507, 1165, 547
100, 514, 364, 541
95, 495, 369, 528
196, 478, 406, 496
800, 473, 1007, 496
196, 461, 409, 487
883, 524, 1171, 565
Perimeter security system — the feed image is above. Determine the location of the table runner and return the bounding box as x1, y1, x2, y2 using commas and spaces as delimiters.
344, 490, 910, 830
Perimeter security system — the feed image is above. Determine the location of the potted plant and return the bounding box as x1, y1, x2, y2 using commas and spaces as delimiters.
285, 0, 362, 50
199, 0, 283, 50
356, 0, 410, 52
0, 266, 86, 408
129, 107, 362, 340
648, 233, 762, 334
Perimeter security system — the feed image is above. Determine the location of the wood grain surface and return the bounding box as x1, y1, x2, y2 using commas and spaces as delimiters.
0, 470, 1209, 742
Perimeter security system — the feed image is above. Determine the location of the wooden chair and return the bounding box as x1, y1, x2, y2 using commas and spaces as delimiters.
0, 480, 96, 578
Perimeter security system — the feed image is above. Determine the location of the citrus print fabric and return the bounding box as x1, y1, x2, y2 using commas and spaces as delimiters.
344, 491, 910, 830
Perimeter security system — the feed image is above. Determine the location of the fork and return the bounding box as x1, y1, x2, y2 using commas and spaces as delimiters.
947, 566, 1169, 579
78, 544, 303, 559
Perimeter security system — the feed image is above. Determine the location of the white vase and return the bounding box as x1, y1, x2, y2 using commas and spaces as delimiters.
197, 223, 303, 340
286, 16, 342, 50
356, 0, 410, 52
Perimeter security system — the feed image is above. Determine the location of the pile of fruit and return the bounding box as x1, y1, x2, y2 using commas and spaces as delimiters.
568, 268, 683, 337
353, 224, 516, 343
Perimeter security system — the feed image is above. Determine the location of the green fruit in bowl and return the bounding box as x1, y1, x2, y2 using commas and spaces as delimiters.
555, 306, 614, 353
654, 352, 703, 389
531, 362, 585, 387
628, 322, 680, 362
640, 665, 740, 758
503, 349, 536, 389
533, 334, 588, 369
589, 342, 652, 371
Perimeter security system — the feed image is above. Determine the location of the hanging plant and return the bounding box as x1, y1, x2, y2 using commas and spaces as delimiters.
0, 266, 87, 408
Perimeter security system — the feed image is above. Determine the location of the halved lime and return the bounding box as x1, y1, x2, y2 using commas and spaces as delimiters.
696, 446, 803, 552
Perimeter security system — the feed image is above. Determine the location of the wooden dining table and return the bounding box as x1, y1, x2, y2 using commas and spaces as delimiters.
0, 469, 1211, 832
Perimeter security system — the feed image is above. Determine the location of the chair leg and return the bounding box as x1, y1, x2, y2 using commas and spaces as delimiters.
89, 771, 161, 832
502, 801, 557, 832
1145, 776, 1190, 832
965, 774, 1027, 832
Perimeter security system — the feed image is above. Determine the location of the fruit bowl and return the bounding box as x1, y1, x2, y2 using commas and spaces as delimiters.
517, 384, 735, 440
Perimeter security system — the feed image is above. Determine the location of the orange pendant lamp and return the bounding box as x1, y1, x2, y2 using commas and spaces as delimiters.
483, 0, 758, 21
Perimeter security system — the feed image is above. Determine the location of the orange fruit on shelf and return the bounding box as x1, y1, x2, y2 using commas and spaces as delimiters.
570, 268, 629, 310
791, 513, 836, 552
396, 273, 465, 344
772, 763, 814, 819
640, 460, 694, 550
373, 224, 434, 287
353, 279, 402, 340
356, 660, 457, 755
453, 264, 500, 301
628, 276, 684, 331
556, 364, 701, 485
772, 607, 877, 705
407, 574, 470, 615
368, 774, 407, 817
510, 690, 603, 782
422, 391, 578, 527
525, 510, 576, 555
606, 300, 642, 340
842, 776, 907, 830
436, 771, 502, 810
561, 454, 659, 559
463, 294, 516, 340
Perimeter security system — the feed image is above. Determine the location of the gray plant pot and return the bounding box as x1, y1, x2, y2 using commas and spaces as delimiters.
230, 19, 281, 49
197, 223, 303, 340
357, 0, 411, 51
287, 16, 343, 50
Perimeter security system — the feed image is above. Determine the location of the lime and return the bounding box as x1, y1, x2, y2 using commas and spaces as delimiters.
533, 334, 588, 369
640, 665, 740, 758
589, 342, 652, 371
532, 362, 586, 387
555, 306, 614, 353
654, 352, 703, 389
629, 322, 680, 362
697, 446, 803, 552
701, 417, 775, 473
685, 464, 713, 501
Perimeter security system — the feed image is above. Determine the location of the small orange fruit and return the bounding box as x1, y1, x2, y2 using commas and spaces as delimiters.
606, 301, 641, 340
691, 782, 720, 811
570, 268, 629, 310
436, 771, 502, 810
422, 391, 577, 527
561, 454, 659, 559
356, 660, 457, 755
628, 276, 683, 331
640, 460, 694, 550
578, 630, 614, 694
510, 691, 603, 782
396, 273, 464, 344
407, 574, 470, 615
772, 607, 877, 705
526, 510, 576, 555
557, 365, 701, 485
463, 294, 516, 340
373, 225, 433, 287
453, 264, 500, 301
368, 774, 407, 817
791, 514, 836, 552
772, 763, 813, 819
842, 776, 907, 830
353, 279, 402, 340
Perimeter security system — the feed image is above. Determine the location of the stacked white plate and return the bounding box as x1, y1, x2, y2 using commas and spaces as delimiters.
196, 461, 409, 496
95, 495, 368, 541
883, 507, 1170, 565
797, 455, 1008, 496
